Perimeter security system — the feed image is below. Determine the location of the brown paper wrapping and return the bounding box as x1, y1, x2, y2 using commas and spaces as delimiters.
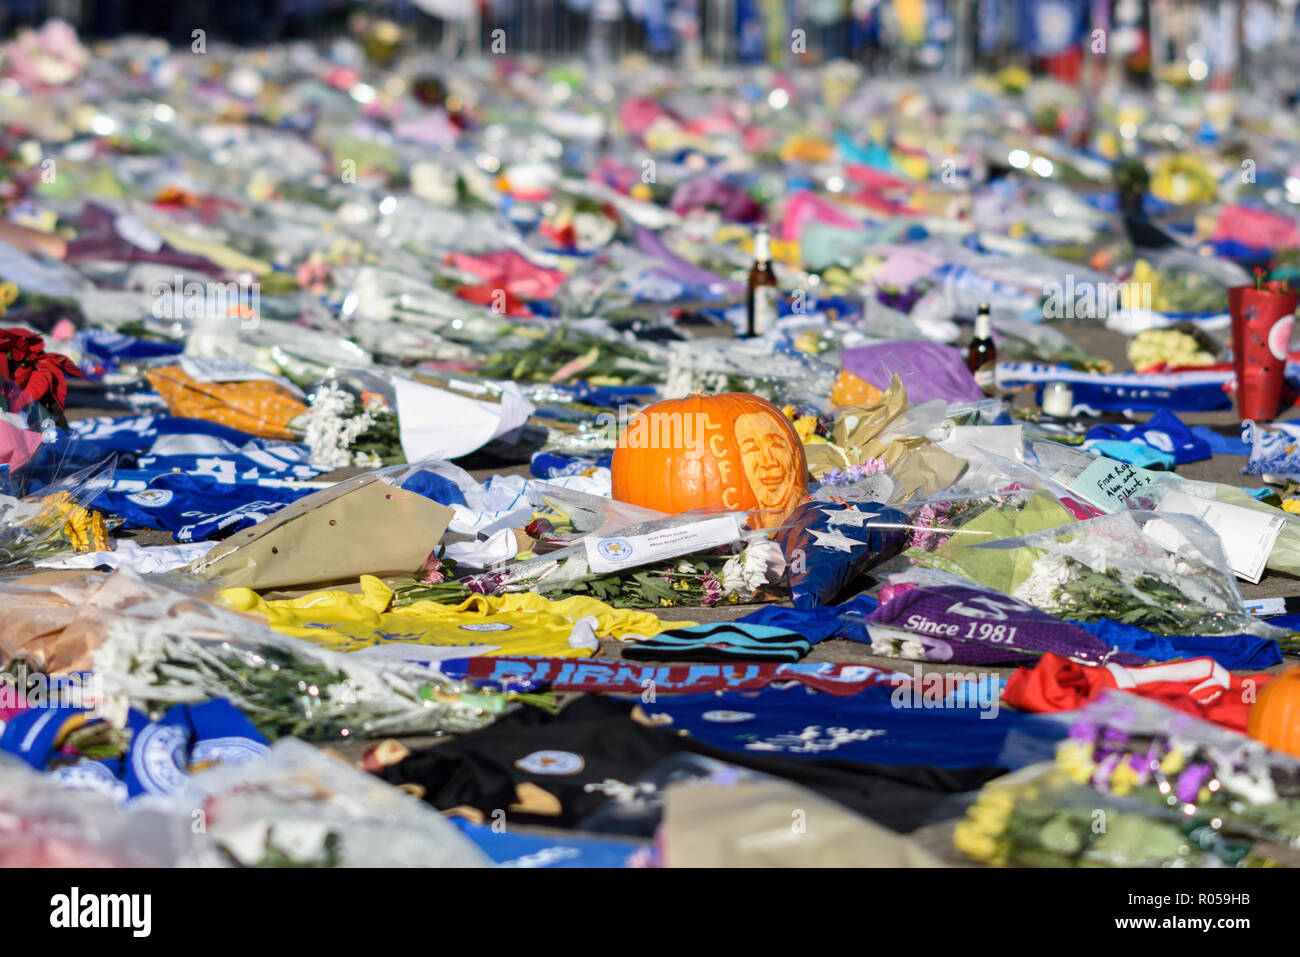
190, 473, 453, 592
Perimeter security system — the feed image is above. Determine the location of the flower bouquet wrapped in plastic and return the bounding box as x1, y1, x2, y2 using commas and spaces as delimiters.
93, 607, 532, 742
953, 762, 1281, 868
1052, 692, 1300, 850
927, 508, 1285, 639
161, 739, 489, 868
0, 461, 114, 569
903, 487, 1077, 562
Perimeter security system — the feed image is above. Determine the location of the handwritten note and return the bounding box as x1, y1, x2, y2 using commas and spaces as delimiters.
1068, 458, 1161, 513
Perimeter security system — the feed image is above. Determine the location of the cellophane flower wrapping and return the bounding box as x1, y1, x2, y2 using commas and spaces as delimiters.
953, 760, 1272, 868
93, 607, 509, 741
1057, 691, 1300, 847
0, 756, 220, 867
926, 507, 1284, 638
1119, 476, 1300, 579
156, 738, 489, 868
0, 458, 115, 568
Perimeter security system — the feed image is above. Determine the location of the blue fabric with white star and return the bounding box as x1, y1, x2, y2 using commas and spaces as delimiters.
774, 501, 909, 609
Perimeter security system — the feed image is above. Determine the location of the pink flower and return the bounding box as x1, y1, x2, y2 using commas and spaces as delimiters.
910, 502, 955, 551
701, 573, 723, 606
416, 551, 446, 584
878, 582, 917, 606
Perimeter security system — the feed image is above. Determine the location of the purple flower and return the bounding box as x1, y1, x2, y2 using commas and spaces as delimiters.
465, 572, 506, 595
1092, 752, 1122, 789
1067, 719, 1099, 742
1126, 753, 1151, 786
823, 458, 889, 487
1175, 763, 1213, 804
910, 502, 957, 551
701, 573, 723, 607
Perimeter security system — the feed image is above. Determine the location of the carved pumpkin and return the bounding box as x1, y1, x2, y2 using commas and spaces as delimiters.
611, 392, 808, 528
1247, 668, 1300, 757
830, 369, 882, 408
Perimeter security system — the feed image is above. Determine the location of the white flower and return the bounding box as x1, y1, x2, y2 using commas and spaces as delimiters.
720, 540, 788, 596
302, 383, 376, 469
720, 555, 748, 595
1012, 553, 1077, 611
741, 539, 786, 590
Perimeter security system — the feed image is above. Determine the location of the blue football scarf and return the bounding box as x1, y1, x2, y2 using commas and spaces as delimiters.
1085, 408, 1211, 465
1, 699, 267, 801
69, 414, 323, 481
95, 470, 313, 540
1243, 420, 1300, 477
73, 329, 184, 376
530, 451, 613, 479
641, 683, 1068, 770
70, 414, 268, 454
621, 623, 812, 663
997, 363, 1233, 413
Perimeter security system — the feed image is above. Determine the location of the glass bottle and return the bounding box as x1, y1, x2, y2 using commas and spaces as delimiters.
747, 227, 779, 337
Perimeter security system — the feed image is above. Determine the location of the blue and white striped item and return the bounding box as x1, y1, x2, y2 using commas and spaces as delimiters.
997, 362, 1233, 413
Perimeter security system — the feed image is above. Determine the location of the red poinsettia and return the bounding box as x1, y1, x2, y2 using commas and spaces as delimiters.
0, 327, 84, 414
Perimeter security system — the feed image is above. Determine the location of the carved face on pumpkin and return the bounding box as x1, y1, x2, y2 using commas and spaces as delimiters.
734, 411, 799, 513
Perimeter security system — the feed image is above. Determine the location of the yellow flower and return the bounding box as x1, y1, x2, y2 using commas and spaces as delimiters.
1056, 740, 1097, 784
792, 415, 818, 441
1160, 747, 1186, 776
1282, 499, 1300, 516
967, 804, 1010, 835
974, 788, 1015, 818
953, 820, 1002, 862
1110, 760, 1140, 797
36, 493, 110, 552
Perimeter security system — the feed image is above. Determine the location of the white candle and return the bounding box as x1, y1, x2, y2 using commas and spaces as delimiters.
1042, 382, 1074, 417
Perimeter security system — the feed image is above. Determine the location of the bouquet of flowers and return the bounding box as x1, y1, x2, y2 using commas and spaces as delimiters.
904, 488, 1073, 557
953, 764, 1278, 868
293, 381, 402, 469
1002, 511, 1283, 639
0, 463, 113, 568
94, 615, 542, 741
444, 539, 786, 609
1055, 693, 1300, 848
474, 327, 665, 386
915, 506, 1283, 641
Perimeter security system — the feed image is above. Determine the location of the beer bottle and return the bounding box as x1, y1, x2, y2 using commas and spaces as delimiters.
747, 227, 779, 337
968, 303, 997, 395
